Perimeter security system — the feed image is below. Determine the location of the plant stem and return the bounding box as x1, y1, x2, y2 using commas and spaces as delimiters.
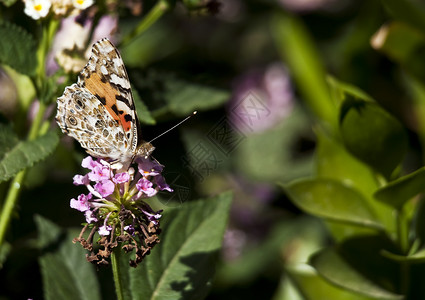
0, 101, 48, 248
111, 250, 124, 300
0, 171, 25, 247
396, 208, 410, 295
120, 0, 170, 47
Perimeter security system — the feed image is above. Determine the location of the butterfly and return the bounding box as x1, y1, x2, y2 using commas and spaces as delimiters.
56, 38, 154, 169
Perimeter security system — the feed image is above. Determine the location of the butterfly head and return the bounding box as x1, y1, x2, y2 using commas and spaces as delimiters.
136, 142, 155, 159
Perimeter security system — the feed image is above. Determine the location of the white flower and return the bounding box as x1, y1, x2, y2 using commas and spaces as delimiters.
72, 0, 93, 10
24, 0, 51, 20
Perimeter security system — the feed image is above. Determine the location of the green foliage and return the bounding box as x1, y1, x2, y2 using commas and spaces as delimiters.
285, 179, 383, 230
340, 99, 407, 179
272, 12, 337, 131
35, 215, 102, 300
286, 264, 380, 300
0, 130, 59, 183
155, 75, 230, 117
120, 192, 232, 300
310, 246, 403, 300
0, 0, 17, 6
0, 21, 37, 75
132, 86, 156, 125
374, 167, 425, 209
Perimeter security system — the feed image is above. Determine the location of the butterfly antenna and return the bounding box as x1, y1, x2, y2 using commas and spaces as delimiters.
149, 111, 197, 143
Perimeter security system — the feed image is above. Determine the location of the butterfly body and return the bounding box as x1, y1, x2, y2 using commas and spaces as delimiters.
56, 38, 154, 168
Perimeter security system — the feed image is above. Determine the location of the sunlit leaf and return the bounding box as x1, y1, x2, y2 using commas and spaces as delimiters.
286, 264, 379, 300
284, 179, 383, 230
311, 247, 403, 300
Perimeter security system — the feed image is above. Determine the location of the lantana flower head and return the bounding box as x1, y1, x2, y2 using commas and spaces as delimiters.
24, 0, 51, 20
23, 0, 94, 20
71, 156, 172, 267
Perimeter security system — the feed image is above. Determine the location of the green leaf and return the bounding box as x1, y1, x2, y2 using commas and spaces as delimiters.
382, 0, 425, 33
284, 179, 383, 230
0, 0, 18, 6
371, 22, 425, 82
374, 167, 425, 209
315, 129, 395, 235
327, 76, 374, 108
132, 86, 156, 125
340, 99, 408, 178
0, 130, 59, 183
123, 192, 232, 300
316, 128, 378, 197
160, 77, 229, 117
271, 12, 337, 131
381, 248, 425, 264
286, 263, 379, 300
35, 215, 101, 300
0, 241, 11, 269
121, 20, 182, 68
0, 122, 19, 159
310, 247, 403, 300
0, 21, 37, 75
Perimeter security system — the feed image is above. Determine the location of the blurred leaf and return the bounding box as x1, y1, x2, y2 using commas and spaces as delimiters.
382, 0, 425, 33
381, 248, 425, 264
271, 13, 337, 131
310, 247, 403, 300
284, 179, 383, 230
403, 75, 425, 162
316, 127, 395, 237
374, 167, 425, 209
35, 215, 101, 300
371, 22, 424, 63
413, 198, 425, 249
0, 130, 59, 183
132, 86, 156, 125
272, 274, 304, 300
122, 192, 232, 300
0, 241, 11, 269
0, 0, 17, 6
340, 99, 407, 179
327, 76, 374, 107
236, 104, 314, 182
122, 21, 182, 68
0, 21, 37, 75
371, 22, 425, 82
0, 122, 19, 158
286, 264, 378, 300
316, 128, 378, 197
216, 217, 326, 286
159, 77, 229, 117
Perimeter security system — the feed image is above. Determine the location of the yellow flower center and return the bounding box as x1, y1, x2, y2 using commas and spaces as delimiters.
76, 0, 84, 5
34, 4, 42, 11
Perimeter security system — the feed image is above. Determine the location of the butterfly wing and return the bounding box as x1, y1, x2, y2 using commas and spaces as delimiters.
56, 83, 132, 160
77, 38, 139, 155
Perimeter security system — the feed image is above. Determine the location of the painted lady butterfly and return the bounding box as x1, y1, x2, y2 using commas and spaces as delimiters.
56, 38, 154, 169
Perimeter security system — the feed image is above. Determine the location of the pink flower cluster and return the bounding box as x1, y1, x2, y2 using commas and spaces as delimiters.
70, 156, 171, 236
